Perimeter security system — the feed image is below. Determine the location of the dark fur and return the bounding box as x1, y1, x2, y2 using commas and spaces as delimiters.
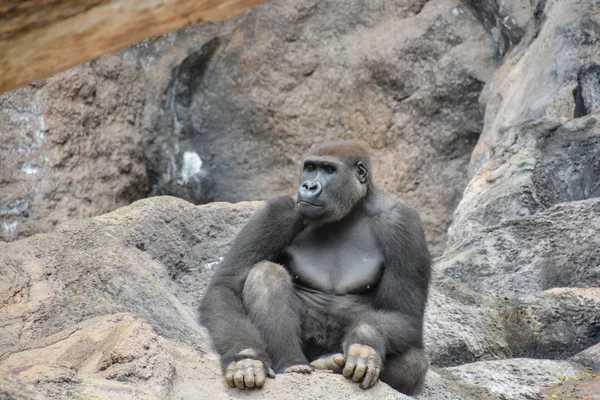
199, 141, 431, 395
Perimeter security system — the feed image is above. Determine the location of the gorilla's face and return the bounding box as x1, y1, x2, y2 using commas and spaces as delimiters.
296, 156, 368, 223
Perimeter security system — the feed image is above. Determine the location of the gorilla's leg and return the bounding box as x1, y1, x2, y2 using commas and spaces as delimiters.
379, 347, 428, 395
242, 261, 310, 373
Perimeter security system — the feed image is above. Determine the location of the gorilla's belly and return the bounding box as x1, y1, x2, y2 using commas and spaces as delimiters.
294, 284, 372, 315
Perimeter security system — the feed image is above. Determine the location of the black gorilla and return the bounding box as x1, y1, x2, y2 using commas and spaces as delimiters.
199, 141, 431, 395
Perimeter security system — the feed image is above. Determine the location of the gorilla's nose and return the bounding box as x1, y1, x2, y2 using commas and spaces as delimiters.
300, 180, 323, 198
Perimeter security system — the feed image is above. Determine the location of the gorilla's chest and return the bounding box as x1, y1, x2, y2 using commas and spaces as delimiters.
286, 221, 383, 295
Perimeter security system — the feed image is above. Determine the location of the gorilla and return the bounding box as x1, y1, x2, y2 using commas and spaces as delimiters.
199, 141, 431, 395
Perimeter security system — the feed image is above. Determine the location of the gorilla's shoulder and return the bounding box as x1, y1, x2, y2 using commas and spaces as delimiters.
265, 195, 297, 211
367, 191, 420, 222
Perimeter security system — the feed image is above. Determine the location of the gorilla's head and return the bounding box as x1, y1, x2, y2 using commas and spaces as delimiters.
296, 140, 372, 223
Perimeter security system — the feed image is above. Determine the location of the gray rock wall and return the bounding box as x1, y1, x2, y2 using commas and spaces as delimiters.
0, 0, 501, 256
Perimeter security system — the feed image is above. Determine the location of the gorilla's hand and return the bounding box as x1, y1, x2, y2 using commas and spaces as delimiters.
342, 344, 382, 389
225, 359, 275, 390
310, 353, 345, 373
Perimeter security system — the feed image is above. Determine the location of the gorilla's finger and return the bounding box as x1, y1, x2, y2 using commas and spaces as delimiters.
225, 371, 235, 388
233, 369, 245, 390
300, 365, 313, 374
310, 358, 328, 370
360, 366, 379, 389
244, 368, 255, 389
352, 359, 367, 382
332, 354, 345, 366
255, 367, 266, 388
268, 367, 276, 378
343, 357, 357, 378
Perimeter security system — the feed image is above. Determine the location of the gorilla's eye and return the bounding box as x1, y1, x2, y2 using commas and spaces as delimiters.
324, 166, 336, 174
305, 164, 316, 173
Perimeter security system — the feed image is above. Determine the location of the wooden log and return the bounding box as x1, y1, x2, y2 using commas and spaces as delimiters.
0, 0, 268, 94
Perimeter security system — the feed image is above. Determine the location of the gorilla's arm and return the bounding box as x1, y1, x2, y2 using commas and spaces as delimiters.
199, 196, 303, 372
343, 201, 431, 361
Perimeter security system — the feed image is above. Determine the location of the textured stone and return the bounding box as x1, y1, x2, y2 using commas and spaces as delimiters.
444, 358, 587, 400
503, 288, 600, 359
0, 196, 517, 398
470, 0, 600, 176
0, 0, 499, 256
439, 198, 600, 300
449, 115, 600, 247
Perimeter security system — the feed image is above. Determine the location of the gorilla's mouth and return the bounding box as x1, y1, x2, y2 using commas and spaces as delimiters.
297, 200, 324, 208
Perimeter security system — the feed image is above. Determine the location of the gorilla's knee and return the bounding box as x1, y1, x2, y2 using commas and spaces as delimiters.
243, 261, 292, 310
380, 348, 428, 395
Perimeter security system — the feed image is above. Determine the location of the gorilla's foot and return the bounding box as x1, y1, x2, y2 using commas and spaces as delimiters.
225, 359, 275, 390
343, 344, 382, 389
310, 353, 345, 373
283, 364, 313, 374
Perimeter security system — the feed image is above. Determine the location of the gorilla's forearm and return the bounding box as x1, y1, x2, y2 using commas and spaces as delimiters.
342, 311, 423, 361
199, 284, 271, 371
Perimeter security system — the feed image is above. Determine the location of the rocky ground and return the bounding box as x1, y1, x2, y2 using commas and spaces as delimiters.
1, 0, 600, 399
0, 196, 597, 400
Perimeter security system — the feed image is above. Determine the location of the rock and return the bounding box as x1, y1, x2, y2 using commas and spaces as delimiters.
443, 358, 588, 400
541, 375, 600, 400
470, 0, 600, 176
570, 342, 600, 371
438, 198, 600, 300
449, 115, 600, 248
461, 0, 533, 57
503, 288, 600, 359
574, 63, 600, 117
0, 197, 261, 353
0, 62, 148, 242
0, 0, 499, 256
2, 313, 409, 400
0, 366, 45, 400
141, 0, 497, 257
2, 314, 175, 399
425, 271, 511, 367
0, 196, 518, 397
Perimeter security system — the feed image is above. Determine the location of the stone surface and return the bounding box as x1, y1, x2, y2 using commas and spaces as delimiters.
0, 197, 263, 354
439, 198, 600, 300
449, 115, 600, 247
570, 342, 600, 371
0, 0, 500, 256
1, 312, 410, 400
425, 271, 510, 367
0, 195, 517, 398
0, 64, 149, 242
0, 366, 44, 400
503, 288, 600, 360
141, 0, 496, 257
444, 358, 588, 400
470, 0, 600, 176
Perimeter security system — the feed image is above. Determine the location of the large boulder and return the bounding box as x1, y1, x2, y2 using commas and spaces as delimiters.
0, 64, 148, 242
0, 196, 516, 398
449, 115, 600, 247
0, 0, 499, 256
470, 0, 600, 176
438, 197, 600, 300
503, 288, 600, 359
443, 358, 588, 400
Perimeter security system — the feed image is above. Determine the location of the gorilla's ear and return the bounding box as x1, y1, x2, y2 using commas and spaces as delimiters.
357, 162, 369, 183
